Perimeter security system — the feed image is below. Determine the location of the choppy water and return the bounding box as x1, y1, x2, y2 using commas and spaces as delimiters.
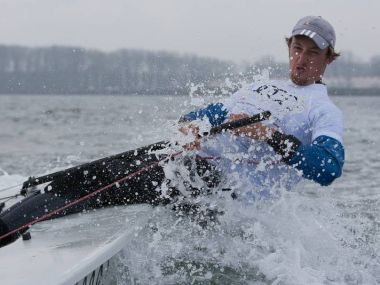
0, 94, 379, 284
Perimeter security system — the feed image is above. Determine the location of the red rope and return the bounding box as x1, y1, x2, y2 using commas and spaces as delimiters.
0, 151, 183, 242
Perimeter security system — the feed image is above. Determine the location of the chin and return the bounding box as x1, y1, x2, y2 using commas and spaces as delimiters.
290, 74, 311, 86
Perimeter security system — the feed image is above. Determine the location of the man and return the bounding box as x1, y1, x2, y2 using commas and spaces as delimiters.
0, 16, 345, 247
179, 16, 345, 199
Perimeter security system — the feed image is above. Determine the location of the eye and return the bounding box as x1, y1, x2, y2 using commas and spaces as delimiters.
292, 46, 303, 55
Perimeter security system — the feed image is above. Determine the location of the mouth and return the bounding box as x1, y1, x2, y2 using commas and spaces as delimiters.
296, 66, 306, 73
290, 66, 310, 85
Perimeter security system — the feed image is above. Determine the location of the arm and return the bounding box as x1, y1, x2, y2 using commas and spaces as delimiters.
178, 103, 228, 150
179, 103, 229, 126
266, 132, 345, 186
230, 97, 345, 186
228, 116, 344, 186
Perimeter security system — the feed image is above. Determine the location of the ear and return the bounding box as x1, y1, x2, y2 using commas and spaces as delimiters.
326, 54, 336, 65
326, 47, 338, 64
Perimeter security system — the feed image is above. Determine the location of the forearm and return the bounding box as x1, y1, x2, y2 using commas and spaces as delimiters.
179, 103, 228, 126
267, 133, 345, 186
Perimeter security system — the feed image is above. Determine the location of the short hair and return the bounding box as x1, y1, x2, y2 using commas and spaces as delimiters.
285, 36, 340, 61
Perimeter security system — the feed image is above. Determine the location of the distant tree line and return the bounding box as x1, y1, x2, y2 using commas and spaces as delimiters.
0, 45, 378, 95
0, 45, 232, 94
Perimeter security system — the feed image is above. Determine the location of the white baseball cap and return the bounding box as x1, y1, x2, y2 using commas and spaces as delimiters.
291, 16, 336, 49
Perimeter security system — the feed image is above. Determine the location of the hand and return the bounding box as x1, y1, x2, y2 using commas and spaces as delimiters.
178, 123, 201, 150
229, 113, 274, 141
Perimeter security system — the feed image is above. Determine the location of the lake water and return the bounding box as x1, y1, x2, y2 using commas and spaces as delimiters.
0, 94, 379, 284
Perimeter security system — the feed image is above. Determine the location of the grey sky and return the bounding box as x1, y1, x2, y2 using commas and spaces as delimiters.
0, 0, 378, 63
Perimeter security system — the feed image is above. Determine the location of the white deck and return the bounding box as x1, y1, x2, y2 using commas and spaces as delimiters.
0, 205, 153, 285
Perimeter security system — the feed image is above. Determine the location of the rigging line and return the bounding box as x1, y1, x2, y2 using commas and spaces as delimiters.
0, 194, 21, 201
0, 151, 183, 242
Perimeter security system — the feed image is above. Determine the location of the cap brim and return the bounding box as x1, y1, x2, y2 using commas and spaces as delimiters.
292, 29, 329, 49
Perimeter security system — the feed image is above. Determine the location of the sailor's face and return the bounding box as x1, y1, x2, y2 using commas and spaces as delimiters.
288, 36, 332, 86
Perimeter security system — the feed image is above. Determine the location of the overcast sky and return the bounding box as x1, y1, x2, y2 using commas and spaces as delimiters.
0, 0, 378, 63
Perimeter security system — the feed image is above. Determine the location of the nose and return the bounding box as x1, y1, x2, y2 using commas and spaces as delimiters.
295, 51, 310, 65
